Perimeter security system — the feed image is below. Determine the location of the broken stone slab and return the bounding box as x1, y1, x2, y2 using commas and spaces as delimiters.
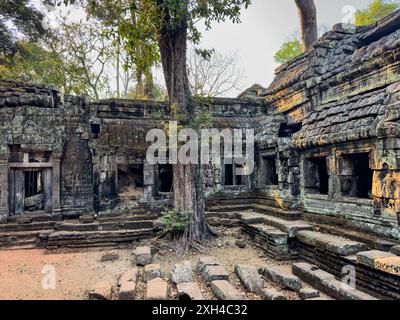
171, 261, 193, 284
374, 256, 400, 277
118, 268, 138, 300
24, 194, 43, 209
196, 256, 219, 273
101, 252, 119, 262
144, 264, 161, 282
177, 282, 203, 300
299, 287, 320, 300
237, 212, 265, 225
391, 245, 400, 256
211, 280, 243, 300
356, 250, 397, 268
259, 266, 302, 291
292, 262, 377, 300
296, 230, 368, 256
146, 278, 168, 300
234, 264, 263, 295
202, 265, 230, 284
88, 281, 113, 300
262, 288, 287, 300
133, 246, 152, 266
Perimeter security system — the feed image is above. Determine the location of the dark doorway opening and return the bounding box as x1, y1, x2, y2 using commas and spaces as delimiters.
264, 156, 278, 186
24, 170, 44, 211
224, 164, 234, 186
159, 164, 173, 193
117, 164, 144, 201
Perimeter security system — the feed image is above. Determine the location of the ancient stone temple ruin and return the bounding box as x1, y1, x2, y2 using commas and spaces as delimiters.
1, 12, 400, 300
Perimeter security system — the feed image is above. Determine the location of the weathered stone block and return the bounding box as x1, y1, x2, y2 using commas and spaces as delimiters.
177, 282, 203, 300
299, 288, 320, 300
234, 264, 263, 295
118, 268, 138, 300
259, 266, 302, 291
146, 278, 168, 300
134, 246, 152, 266
262, 288, 287, 300
356, 250, 397, 268
101, 252, 119, 262
211, 280, 243, 300
197, 256, 219, 273
171, 261, 193, 284
390, 245, 400, 256
202, 265, 229, 284
144, 264, 161, 282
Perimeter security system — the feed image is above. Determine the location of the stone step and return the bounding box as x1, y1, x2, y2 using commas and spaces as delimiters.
309, 222, 398, 252
259, 265, 302, 291
46, 228, 153, 249
295, 230, 368, 256
244, 224, 290, 260
391, 245, 400, 256
292, 262, 378, 300
211, 280, 243, 300
54, 220, 154, 232
206, 203, 253, 212
259, 215, 312, 238
253, 203, 303, 220
0, 221, 55, 233
357, 250, 400, 276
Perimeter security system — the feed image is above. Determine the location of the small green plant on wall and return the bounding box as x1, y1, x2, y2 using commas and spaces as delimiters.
159, 207, 190, 239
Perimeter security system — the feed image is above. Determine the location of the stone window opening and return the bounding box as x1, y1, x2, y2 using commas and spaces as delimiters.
117, 164, 144, 201
263, 156, 278, 186
224, 162, 246, 186
304, 157, 329, 195
278, 123, 302, 138
339, 153, 373, 199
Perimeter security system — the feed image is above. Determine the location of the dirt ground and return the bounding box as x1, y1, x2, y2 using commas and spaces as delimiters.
0, 228, 302, 300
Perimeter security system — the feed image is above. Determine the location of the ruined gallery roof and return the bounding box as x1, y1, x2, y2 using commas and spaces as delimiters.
260, 10, 400, 149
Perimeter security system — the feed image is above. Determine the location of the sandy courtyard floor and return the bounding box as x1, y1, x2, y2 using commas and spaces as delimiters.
0, 228, 299, 300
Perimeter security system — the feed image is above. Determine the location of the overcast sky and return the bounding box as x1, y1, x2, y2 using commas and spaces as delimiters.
196, 0, 371, 96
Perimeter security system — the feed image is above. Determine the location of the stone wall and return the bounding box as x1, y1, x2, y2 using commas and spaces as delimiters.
253, 12, 400, 240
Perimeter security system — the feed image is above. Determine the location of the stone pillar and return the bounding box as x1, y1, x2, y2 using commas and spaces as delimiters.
0, 161, 9, 223
52, 157, 61, 214
43, 168, 52, 213
14, 170, 24, 215
143, 162, 155, 202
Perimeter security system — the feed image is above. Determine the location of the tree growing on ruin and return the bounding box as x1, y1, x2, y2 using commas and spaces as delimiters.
294, 0, 318, 51
57, 0, 252, 251
187, 49, 246, 97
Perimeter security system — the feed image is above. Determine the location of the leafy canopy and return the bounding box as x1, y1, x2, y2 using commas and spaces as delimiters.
355, 0, 400, 26
55, 0, 252, 74
0, 0, 51, 56
274, 39, 302, 64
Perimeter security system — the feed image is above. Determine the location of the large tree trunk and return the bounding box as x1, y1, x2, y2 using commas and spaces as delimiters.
295, 0, 318, 51
157, 3, 214, 250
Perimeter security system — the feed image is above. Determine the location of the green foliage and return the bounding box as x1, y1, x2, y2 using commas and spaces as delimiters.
274, 39, 302, 65
191, 111, 213, 130
0, 41, 65, 87
355, 0, 400, 26
0, 0, 49, 56
159, 207, 189, 237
